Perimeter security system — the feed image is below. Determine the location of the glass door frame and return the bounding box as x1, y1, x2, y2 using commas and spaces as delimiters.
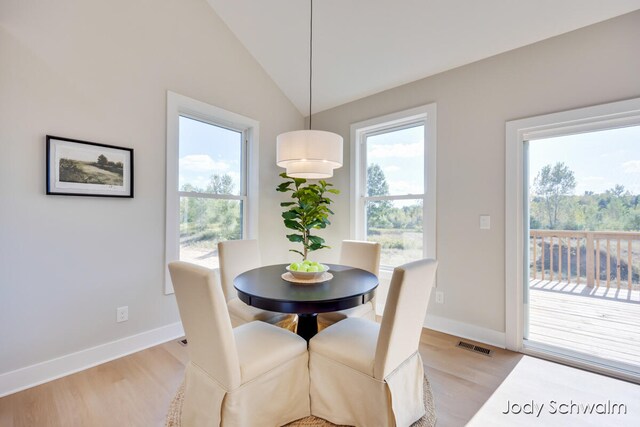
505, 97, 640, 383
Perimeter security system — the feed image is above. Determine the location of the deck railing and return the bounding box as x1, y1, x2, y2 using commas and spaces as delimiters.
530, 229, 640, 289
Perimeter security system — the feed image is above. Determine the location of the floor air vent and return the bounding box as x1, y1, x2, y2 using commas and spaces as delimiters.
179, 338, 188, 346
457, 341, 492, 356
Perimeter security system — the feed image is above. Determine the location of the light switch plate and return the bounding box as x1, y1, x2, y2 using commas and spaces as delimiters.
480, 215, 491, 230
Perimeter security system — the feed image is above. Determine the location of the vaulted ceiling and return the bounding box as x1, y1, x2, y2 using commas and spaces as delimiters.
206, 0, 640, 115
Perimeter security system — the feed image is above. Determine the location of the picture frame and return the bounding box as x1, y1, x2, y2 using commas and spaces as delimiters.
46, 135, 134, 198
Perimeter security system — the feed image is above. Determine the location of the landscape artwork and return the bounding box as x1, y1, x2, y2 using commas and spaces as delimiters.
46, 136, 134, 197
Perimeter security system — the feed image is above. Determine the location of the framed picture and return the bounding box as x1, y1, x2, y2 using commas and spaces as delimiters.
46, 135, 134, 197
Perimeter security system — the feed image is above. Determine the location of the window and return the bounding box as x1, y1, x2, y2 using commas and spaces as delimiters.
165, 92, 259, 293
351, 104, 436, 269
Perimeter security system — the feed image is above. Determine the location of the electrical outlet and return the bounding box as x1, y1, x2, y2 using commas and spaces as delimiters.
436, 291, 444, 304
117, 306, 128, 323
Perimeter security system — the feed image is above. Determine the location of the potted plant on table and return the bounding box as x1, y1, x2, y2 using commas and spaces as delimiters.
276, 173, 339, 275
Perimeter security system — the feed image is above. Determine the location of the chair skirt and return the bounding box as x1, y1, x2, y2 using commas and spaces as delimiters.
309, 351, 425, 427
182, 352, 310, 426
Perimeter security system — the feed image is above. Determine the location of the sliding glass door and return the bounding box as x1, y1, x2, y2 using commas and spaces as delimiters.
524, 125, 640, 378
506, 97, 640, 382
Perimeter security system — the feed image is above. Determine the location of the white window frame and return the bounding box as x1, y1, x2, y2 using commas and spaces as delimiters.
350, 103, 437, 271
165, 91, 259, 294
505, 97, 640, 381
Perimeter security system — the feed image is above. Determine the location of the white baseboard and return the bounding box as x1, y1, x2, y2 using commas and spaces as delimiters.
424, 314, 506, 349
0, 322, 184, 398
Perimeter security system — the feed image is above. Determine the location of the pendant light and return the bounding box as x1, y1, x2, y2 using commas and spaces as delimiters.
276, 0, 343, 179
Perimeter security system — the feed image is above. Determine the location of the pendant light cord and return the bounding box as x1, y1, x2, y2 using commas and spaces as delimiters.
309, 0, 313, 130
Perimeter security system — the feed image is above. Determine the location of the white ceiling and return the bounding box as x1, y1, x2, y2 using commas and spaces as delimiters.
206, 0, 640, 115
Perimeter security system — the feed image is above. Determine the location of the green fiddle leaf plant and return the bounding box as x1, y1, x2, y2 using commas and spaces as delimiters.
276, 172, 340, 260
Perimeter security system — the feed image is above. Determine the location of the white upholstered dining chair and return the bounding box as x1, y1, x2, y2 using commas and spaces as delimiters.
218, 239, 295, 328
168, 261, 310, 426
317, 240, 381, 328
309, 258, 438, 427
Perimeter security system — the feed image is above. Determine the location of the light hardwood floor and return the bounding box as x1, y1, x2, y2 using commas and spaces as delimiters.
3, 328, 639, 426
0, 329, 519, 427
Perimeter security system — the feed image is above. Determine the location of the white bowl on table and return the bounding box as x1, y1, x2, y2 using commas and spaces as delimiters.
286, 264, 330, 280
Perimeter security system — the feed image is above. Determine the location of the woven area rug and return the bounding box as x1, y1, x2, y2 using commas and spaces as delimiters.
165, 374, 436, 427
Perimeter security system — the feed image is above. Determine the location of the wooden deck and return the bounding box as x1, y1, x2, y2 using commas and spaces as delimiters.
528, 279, 640, 368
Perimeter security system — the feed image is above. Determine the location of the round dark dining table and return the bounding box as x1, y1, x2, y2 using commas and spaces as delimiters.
234, 263, 378, 341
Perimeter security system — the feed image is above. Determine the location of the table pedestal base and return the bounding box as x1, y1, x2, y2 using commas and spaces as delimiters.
297, 313, 318, 342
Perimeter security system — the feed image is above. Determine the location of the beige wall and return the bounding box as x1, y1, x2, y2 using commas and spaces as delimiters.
2, 0, 639, 378
310, 11, 640, 337
0, 0, 302, 374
